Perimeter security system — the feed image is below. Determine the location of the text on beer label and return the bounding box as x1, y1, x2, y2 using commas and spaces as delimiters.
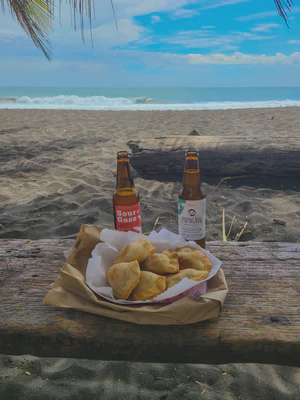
114, 203, 142, 234
178, 198, 206, 241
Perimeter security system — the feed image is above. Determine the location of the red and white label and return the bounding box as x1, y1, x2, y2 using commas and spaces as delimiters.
114, 203, 142, 234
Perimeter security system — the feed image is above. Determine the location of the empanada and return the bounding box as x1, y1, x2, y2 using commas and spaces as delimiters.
107, 260, 140, 300
141, 252, 179, 275
114, 238, 156, 264
162, 249, 171, 255
130, 271, 166, 301
176, 247, 212, 271
166, 268, 209, 290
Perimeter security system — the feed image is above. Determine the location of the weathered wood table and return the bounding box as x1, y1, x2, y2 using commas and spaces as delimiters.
0, 239, 299, 366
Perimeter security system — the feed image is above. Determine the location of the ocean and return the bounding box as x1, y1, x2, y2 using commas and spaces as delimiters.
0, 87, 300, 111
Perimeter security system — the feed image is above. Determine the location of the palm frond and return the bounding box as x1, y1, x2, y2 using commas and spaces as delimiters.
274, 0, 294, 26
1, 0, 54, 60
62, 0, 96, 45
110, 0, 118, 30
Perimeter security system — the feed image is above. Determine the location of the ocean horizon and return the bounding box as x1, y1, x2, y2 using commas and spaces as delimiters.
1, 86, 300, 111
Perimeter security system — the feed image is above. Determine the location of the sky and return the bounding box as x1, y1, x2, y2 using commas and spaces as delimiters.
0, 0, 300, 87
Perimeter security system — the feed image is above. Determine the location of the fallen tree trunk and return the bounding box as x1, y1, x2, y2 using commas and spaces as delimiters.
128, 135, 300, 176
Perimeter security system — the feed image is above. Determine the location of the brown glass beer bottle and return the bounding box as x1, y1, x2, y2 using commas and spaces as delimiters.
113, 151, 142, 234
178, 149, 206, 248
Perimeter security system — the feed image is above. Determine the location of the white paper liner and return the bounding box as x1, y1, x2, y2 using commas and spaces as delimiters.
86, 228, 222, 304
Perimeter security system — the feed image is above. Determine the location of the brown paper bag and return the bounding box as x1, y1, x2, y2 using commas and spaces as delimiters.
44, 224, 228, 325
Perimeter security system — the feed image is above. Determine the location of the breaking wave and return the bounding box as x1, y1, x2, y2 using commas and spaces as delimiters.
0, 95, 300, 110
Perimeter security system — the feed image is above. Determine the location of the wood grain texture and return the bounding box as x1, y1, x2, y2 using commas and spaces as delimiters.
0, 239, 299, 366
128, 136, 300, 176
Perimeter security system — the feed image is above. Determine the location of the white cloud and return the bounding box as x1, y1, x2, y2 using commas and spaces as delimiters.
237, 6, 300, 21
202, 26, 215, 29
49, 17, 144, 51
151, 15, 161, 23
178, 30, 208, 36
0, 1, 198, 48
91, 19, 143, 46
114, 49, 300, 66
1, 51, 300, 88
166, 35, 236, 49
116, 0, 198, 19
0, 56, 103, 72
170, 8, 200, 19
288, 40, 300, 44
201, 0, 249, 10
0, 13, 27, 40
163, 30, 275, 50
235, 32, 275, 41
95, 49, 300, 68
236, 10, 277, 21
54, 0, 197, 23
251, 23, 280, 32
49, 1, 203, 50
182, 52, 300, 65
0, 28, 25, 40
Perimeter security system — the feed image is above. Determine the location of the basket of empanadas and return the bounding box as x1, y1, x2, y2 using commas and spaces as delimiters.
86, 228, 222, 304
44, 225, 228, 325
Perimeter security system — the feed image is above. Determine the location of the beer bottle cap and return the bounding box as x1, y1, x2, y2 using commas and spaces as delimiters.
117, 151, 130, 159
185, 149, 199, 156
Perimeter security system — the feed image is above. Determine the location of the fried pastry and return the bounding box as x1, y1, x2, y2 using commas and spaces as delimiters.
141, 252, 179, 275
161, 249, 171, 255
166, 268, 209, 290
114, 238, 156, 264
130, 271, 166, 301
176, 246, 212, 271
107, 260, 140, 300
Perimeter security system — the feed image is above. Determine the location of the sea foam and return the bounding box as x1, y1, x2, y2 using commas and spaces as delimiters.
0, 95, 300, 110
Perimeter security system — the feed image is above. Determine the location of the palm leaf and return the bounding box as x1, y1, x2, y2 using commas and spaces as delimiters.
274, 0, 294, 26
63, 0, 95, 43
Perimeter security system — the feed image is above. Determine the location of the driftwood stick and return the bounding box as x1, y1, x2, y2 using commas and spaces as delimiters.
215, 175, 256, 188
222, 209, 227, 242
226, 215, 236, 240
152, 216, 160, 231
235, 222, 248, 242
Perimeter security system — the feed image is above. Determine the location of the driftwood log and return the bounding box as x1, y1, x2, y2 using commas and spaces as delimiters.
127, 136, 300, 176
0, 239, 299, 366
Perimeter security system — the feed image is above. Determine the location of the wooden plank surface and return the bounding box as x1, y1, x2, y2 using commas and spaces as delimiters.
0, 239, 299, 366
128, 136, 300, 176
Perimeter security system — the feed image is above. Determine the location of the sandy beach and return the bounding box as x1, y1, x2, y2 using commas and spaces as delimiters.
1, 108, 299, 241
0, 107, 299, 399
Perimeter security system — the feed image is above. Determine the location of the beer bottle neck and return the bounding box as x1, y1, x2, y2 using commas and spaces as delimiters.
183, 155, 201, 187
116, 158, 134, 189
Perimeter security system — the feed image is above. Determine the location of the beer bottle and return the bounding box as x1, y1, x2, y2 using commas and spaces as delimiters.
113, 151, 142, 234
178, 149, 206, 248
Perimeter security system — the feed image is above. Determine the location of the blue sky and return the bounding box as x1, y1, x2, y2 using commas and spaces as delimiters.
0, 0, 299, 87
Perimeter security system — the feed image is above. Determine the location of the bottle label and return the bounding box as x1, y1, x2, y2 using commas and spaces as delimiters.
115, 203, 142, 234
178, 198, 206, 240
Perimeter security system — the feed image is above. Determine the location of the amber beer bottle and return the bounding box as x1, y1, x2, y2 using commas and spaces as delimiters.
178, 149, 206, 248
113, 151, 142, 234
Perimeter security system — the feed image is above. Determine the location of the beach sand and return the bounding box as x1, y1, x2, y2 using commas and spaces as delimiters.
0, 356, 299, 400
0, 108, 299, 241
0, 108, 299, 399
